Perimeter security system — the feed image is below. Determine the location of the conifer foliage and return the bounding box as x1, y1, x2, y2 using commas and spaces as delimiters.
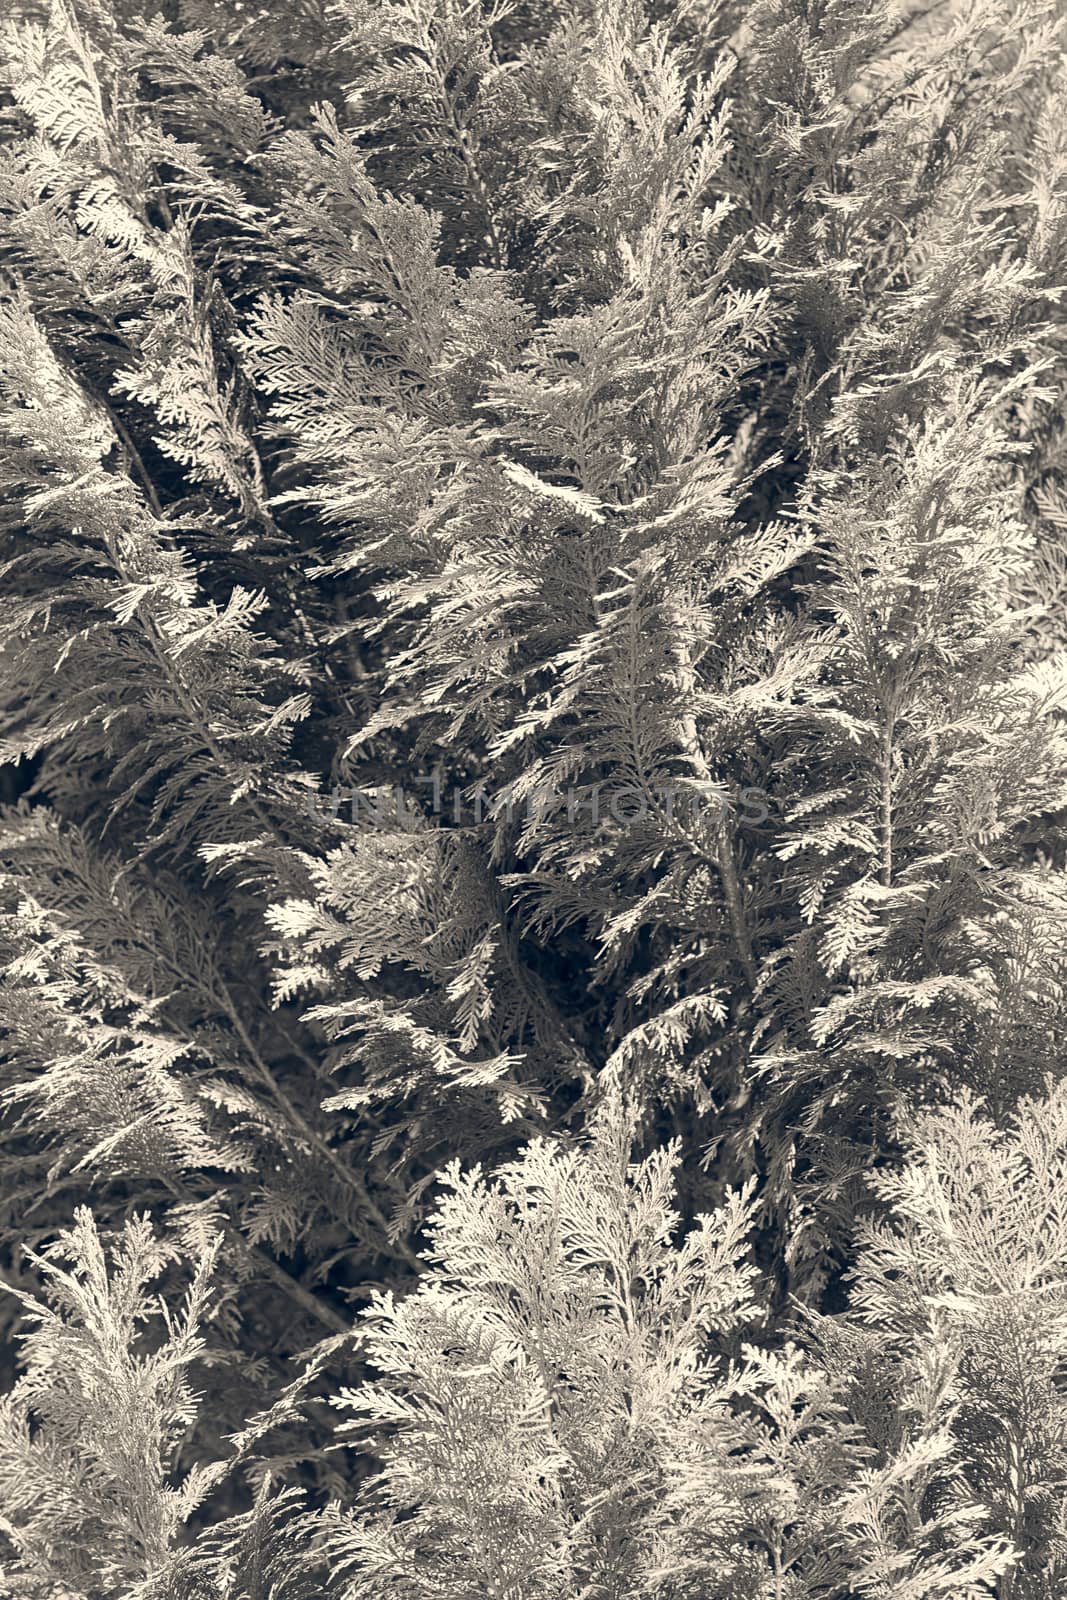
0, 0, 1066, 1593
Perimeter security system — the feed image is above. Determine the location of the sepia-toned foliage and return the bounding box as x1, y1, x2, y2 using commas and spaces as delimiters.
1, 0, 1066, 1593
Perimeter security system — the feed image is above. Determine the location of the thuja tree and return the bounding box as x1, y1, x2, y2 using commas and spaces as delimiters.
1, 0, 1067, 1591
4, 1085, 1066, 1595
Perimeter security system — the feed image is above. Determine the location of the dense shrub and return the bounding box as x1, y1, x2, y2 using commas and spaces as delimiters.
1, 0, 1066, 1594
